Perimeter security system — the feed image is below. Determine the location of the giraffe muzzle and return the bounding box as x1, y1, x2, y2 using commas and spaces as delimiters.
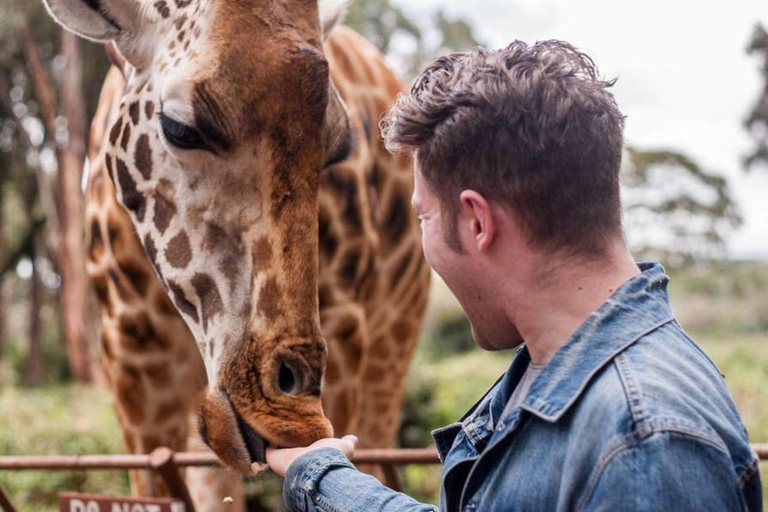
234, 409, 269, 465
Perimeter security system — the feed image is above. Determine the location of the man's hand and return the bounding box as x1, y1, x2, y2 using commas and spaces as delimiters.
266, 435, 358, 477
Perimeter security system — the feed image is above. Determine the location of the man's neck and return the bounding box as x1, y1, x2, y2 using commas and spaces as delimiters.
506, 245, 640, 366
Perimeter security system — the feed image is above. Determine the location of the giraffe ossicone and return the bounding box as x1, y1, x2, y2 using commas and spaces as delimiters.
48, 0, 430, 495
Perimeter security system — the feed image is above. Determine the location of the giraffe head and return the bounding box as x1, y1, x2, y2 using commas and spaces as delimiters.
45, 0, 353, 474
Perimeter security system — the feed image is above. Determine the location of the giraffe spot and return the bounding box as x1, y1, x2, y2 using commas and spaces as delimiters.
392, 319, 413, 345
154, 289, 178, 317
251, 237, 271, 272
119, 312, 169, 351
109, 267, 130, 301
338, 247, 361, 289
191, 273, 223, 333
175, 0, 192, 7
116, 364, 146, 424
141, 434, 162, 451
145, 101, 155, 120
371, 339, 391, 360
89, 219, 104, 261
154, 1, 170, 18
258, 276, 280, 322
128, 101, 141, 125
365, 364, 385, 382
168, 280, 200, 324
326, 170, 362, 232
120, 122, 131, 151
174, 13, 188, 30
134, 134, 153, 179
392, 251, 412, 288
384, 191, 409, 247
204, 223, 243, 287
153, 192, 176, 235
92, 274, 111, 316
109, 119, 122, 146
177, 30, 186, 42
115, 158, 147, 222
183, 40, 190, 52
145, 363, 172, 388
155, 399, 184, 423
165, 231, 192, 269
117, 258, 151, 297
143, 233, 158, 262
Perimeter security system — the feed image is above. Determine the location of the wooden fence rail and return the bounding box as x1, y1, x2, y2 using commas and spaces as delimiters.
0, 445, 766, 512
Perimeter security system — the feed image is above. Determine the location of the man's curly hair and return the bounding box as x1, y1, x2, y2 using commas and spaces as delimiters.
382, 40, 626, 255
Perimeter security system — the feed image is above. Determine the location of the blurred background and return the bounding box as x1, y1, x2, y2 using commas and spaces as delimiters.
0, 0, 766, 510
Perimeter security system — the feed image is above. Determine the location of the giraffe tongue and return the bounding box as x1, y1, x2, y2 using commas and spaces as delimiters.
236, 413, 268, 464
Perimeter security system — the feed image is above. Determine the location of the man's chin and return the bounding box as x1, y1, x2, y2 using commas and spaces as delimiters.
471, 324, 524, 351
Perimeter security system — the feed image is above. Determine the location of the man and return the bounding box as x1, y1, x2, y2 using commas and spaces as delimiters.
267, 40, 762, 511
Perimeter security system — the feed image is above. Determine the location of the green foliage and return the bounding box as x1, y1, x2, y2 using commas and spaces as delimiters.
0, 386, 130, 512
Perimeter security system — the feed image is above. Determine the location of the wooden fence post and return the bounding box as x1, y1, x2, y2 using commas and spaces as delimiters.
150, 448, 196, 512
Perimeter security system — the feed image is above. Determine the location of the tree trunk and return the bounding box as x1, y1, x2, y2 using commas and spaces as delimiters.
24, 241, 44, 386
20, 23, 93, 383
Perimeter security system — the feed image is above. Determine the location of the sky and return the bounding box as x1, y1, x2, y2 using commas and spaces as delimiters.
394, 0, 768, 259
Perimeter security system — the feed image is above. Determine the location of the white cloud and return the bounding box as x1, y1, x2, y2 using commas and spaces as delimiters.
393, 0, 768, 259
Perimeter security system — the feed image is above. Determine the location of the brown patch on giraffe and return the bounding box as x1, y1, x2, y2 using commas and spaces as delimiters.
370, 339, 390, 360
155, 399, 185, 423
168, 280, 199, 324
365, 364, 385, 382
204, 223, 243, 288
177, 30, 186, 42
116, 364, 146, 424
175, 0, 192, 7
109, 119, 122, 146
100, 331, 114, 361
128, 102, 141, 125
115, 158, 147, 222
144, 362, 172, 388
174, 13, 188, 30
338, 246, 361, 289
383, 188, 410, 249
153, 191, 176, 235
154, 289, 177, 316
145, 101, 155, 120
155, 0, 171, 18
165, 231, 192, 269
257, 276, 280, 322
119, 312, 170, 351
191, 273, 224, 333
120, 122, 131, 151
117, 257, 151, 297
109, 267, 131, 302
89, 219, 105, 261
106, 211, 123, 254
92, 274, 111, 316
391, 251, 412, 289
134, 134, 153, 179
318, 283, 334, 310
251, 237, 271, 273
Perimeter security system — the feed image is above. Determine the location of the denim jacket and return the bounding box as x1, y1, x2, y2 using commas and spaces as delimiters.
283, 263, 762, 512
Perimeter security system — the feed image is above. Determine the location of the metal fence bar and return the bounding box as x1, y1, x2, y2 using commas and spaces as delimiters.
0, 445, 766, 472
0, 486, 19, 512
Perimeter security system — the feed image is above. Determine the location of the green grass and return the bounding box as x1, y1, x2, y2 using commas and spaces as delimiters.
0, 386, 129, 511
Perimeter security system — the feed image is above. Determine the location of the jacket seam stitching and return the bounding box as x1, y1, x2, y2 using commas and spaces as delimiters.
576, 427, 732, 512
614, 353, 649, 430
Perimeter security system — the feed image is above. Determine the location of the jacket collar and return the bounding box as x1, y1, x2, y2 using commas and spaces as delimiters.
491, 262, 676, 424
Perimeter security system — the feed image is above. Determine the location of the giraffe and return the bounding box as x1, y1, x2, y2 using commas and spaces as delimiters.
46, 0, 430, 508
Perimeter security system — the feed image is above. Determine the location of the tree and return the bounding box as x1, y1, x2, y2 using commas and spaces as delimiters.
0, 1, 109, 383
744, 23, 768, 170
622, 147, 742, 267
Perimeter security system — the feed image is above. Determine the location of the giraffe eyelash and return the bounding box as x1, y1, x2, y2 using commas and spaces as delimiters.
159, 111, 207, 151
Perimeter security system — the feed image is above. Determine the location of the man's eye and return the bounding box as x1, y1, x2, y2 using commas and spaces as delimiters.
160, 112, 206, 150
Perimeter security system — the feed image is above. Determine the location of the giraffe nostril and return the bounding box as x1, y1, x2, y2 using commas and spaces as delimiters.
278, 362, 298, 395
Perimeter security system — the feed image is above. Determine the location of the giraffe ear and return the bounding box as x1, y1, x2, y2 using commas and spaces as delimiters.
318, 0, 349, 39
323, 82, 353, 168
44, 0, 123, 42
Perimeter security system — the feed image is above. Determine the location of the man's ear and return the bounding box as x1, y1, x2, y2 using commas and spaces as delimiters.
44, 0, 122, 42
460, 190, 496, 252
322, 83, 353, 168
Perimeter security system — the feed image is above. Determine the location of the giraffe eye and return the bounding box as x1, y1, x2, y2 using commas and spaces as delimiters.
159, 111, 206, 150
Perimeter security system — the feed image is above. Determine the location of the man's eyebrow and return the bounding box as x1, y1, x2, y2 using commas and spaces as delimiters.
192, 83, 233, 152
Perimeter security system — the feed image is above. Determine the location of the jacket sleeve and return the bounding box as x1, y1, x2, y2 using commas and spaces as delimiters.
580, 431, 754, 512
282, 448, 439, 512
